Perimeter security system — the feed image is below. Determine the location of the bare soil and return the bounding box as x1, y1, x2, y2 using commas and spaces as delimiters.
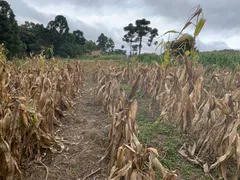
23, 65, 109, 180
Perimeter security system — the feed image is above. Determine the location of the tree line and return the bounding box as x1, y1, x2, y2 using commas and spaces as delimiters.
0, 1, 126, 59
1, 0, 178, 59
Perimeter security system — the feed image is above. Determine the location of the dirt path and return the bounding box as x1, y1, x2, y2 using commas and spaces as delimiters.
23, 68, 109, 180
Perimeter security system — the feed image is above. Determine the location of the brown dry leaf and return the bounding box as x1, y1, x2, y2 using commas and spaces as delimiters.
203, 163, 209, 174
110, 162, 132, 180
131, 134, 142, 153
219, 160, 228, 180
116, 146, 125, 168
109, 166, 118, 179
0, 109, 11, 138
178, 147, 200, 165
147, 147, 159, 157
130, 169, 138, 180
232, 88, 240, 101
210, 139, 236, 170
0, 136, 21, 180
49, 141, 65, 154
129, 100, 138, 122
234, 134, 240, 179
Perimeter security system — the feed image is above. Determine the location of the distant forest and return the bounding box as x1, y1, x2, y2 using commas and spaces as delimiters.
0, 0, 126, 59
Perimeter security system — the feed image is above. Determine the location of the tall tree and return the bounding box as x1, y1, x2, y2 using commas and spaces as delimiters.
46, 15, 70, 55
73, 30, 86, 45
97, 33, 108, 52
106, 37, 115, 52
19, 21, 47, 54
47, 15, 69, 35
122, 23, 135, 56
123, 19, 158, 55
0, 0, 24, 58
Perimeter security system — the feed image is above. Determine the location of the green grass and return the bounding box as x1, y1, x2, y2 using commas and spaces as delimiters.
120, 84, 131, 94
138, 120, 210, 179
136, 53, 163, 64
136, 97, 211, 179
72, 167, 79, 175
80, 54, 126, 61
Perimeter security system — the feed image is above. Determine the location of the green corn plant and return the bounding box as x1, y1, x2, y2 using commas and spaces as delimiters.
156, 5, 206, 67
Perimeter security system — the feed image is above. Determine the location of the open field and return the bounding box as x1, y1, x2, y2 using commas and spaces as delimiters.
2, 1, 240, 179
1, 53, 240, 180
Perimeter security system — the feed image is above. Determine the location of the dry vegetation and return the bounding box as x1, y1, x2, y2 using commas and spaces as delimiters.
1, 45, 240, 180
94, 65, 178, 179
94, 55, 240, 179
0, 45, 84, 180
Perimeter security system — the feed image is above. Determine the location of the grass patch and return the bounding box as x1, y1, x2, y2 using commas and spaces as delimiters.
137, 53, 163, 64
136, 101, 211, 179
120, 84, 131, 94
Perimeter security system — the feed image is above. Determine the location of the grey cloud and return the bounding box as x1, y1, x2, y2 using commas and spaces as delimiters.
7, 0, 54, 24
22, 0, 240, 34
197, 40, 230, 52
8, 0, 118, 43
6, 0, 239, 51
144, 0, 240, 35
67, 18, 118, 42
23, 0, 141, 11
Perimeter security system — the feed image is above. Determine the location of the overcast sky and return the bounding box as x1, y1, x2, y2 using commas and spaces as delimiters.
6, 0, 240, 53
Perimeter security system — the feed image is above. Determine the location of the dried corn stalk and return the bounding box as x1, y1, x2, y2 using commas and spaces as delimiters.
95, 68, 177, 179
94, 56, 240, 178
0, 45, 84, 180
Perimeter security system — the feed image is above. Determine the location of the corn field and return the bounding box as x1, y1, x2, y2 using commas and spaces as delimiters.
200, 51, 240, 69
94, 55, 240, 179
1, 40, 240, 179
0, 45, 84, 180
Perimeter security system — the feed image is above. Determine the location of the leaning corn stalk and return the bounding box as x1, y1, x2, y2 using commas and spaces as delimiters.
95, 70, 178, 179
179, 87, 240, 179
107, 96, 178, 180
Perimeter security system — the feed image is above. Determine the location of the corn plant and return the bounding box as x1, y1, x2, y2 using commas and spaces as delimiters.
95, 64, 178, 179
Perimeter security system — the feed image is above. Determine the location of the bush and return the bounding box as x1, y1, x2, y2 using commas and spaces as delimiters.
137, 53, 163, 64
